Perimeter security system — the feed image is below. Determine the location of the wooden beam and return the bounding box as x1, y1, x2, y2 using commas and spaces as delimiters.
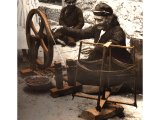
50, 82, 82, 98
80, 103, 124, 120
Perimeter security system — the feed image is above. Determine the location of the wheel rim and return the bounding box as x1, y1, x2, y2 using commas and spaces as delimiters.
26, 9, 53, 69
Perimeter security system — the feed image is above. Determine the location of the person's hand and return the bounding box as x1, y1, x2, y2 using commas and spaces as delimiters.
52, 25, 63, 33
104, 41, 112, 47
67, 37, 76, 47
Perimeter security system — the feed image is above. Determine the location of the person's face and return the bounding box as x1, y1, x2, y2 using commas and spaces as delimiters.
94, 16, 105, 25
94, 15, 113, 30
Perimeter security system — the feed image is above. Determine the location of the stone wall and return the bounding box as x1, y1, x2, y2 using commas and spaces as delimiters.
39, 3, 62, 25
76, 0, 143, 38
41, 0, 143, 38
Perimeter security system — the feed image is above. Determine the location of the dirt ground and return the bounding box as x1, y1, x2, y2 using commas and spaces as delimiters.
18, 58, 143, 120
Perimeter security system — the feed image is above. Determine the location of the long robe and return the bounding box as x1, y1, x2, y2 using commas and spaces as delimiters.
17, 0, 39, 49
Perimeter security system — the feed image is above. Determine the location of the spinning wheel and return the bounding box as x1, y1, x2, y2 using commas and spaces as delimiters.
26, 9, 54, 69
74, 41, 137, 112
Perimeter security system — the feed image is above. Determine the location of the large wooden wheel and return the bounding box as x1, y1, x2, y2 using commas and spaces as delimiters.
26, 9, 54, 69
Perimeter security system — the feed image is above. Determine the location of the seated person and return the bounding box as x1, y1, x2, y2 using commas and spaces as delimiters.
57, 0, 84, 46
54, 3, 134, 94
54, 3, 132, 64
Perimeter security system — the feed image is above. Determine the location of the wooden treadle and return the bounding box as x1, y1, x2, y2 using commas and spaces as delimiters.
74, 92, 135, 106
80, 103, 124, 120
74, 91, 110, 100
50, 82, 82, 98
76, 92, 125, 120
74, 91, 110, 108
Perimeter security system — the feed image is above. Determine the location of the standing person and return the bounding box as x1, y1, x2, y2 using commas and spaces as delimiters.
54, 3, 132, 63
57, 0, 84, 46
17, 0, 40, 62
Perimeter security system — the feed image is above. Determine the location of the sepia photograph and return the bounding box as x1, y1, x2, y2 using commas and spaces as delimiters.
17, 0, 143, 120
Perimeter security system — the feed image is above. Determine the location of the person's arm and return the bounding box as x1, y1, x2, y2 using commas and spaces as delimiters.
74, 8, 84, 29
55, 26, 96, 40
59, 8, 67, 27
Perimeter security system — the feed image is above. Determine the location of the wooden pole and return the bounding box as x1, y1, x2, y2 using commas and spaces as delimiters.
54, 61, 63, 89
62, 0, 65, 8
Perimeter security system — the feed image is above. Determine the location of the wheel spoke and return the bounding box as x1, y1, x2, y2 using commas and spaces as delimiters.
30, 21, 48, 54
38, 21, 47, 37
39, 38, 48, 54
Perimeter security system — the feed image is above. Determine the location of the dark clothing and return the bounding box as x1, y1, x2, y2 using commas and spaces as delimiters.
59, 6, 84, 29
60, 24, 132, 63
56, 12, 134, 94
56, 14, 134, 94
58, 5, 84, 46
